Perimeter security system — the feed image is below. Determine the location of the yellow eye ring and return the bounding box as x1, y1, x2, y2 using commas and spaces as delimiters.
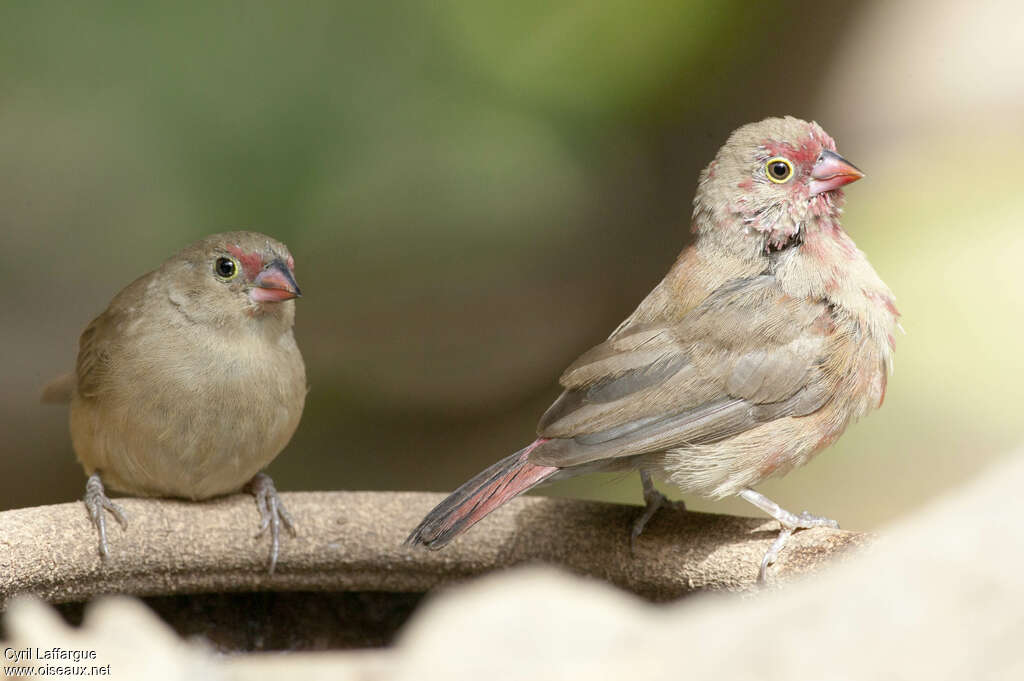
765, 157, 794, 183
214, 256, 239, 280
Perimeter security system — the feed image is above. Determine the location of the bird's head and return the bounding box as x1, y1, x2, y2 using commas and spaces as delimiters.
167, 231, 301, 329
693, 116, 863, 258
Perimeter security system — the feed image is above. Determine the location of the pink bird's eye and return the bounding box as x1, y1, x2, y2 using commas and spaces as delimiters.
214, 256, 239, 280
765, 157, 794, 183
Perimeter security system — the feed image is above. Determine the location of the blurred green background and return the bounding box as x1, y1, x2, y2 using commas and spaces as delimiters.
4, 0, 1022, 530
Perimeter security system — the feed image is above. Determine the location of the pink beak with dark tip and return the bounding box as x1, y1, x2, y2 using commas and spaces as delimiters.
251, 260, 301, 303
809, 149, 864, 196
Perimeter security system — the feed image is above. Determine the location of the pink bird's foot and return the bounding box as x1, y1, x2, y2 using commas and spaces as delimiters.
83, 472, 127, 560
247, 472, 296, 575
739, 487, 839, 585
631, 471, 686, 553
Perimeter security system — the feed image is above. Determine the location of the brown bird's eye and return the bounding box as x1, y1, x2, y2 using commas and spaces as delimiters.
214, 257, 238, 280
765, 157, 794, 183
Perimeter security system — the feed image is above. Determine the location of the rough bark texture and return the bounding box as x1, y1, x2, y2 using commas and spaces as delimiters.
0, 491, 867, 611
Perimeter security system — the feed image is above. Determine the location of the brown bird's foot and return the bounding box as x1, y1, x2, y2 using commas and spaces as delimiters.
739, 488, 839, 585
83, 473, 127, 560
631, 471, 686, 553
246, 472, 296, 575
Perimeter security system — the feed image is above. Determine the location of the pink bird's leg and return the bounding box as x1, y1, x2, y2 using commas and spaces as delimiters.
246, 472, 296, 575
631, 470, 686, 553
738, 487, 839, 584
83, 472, 127, 559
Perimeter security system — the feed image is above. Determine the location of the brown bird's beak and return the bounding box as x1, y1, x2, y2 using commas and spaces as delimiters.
809, 149, 864, 196
250, 259, 301, 302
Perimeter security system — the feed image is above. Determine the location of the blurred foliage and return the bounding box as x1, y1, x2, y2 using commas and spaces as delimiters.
4, 0, 1018, 534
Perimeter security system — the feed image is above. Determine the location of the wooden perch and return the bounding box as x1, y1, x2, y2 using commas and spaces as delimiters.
0, 491, 869, 608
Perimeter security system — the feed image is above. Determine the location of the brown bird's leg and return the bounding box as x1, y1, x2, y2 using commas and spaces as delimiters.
631, 471, 686, 553
246, 472, 296, 574
83, 472, 127, 559
738, 488, 839, 584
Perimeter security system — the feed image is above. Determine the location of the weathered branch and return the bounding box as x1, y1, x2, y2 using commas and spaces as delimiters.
0, 491, 869, 608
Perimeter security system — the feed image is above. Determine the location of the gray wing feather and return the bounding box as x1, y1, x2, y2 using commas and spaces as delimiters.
530, 275, 833, 468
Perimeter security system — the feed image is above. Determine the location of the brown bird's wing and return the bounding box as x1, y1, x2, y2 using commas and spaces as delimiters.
75, 313, 117, 399
43, 286, 143, 403
530, 275, 836, 467
73, 275, 150, 400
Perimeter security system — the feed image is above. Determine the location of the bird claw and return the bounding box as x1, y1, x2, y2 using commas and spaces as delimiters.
758, 528, 794, 584
797, 510, 839, 529
247, 473, 296, 575
738, 488, 839, 585
631, 471, 686, 554
83, 473, 127, 560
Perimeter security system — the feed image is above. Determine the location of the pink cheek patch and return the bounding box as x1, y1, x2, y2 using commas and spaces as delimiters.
286, 255, 295, 272
226, 245, 264, 280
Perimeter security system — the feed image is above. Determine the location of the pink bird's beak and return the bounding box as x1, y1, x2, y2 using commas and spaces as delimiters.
809, 149, 864, 196
251, 260, 301, 303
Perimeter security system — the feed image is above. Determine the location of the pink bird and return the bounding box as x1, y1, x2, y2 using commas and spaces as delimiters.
406, 117, 899, 582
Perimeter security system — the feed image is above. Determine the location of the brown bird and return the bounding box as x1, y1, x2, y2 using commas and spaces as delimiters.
407, 117, 900, 581
42, 231, 306, 573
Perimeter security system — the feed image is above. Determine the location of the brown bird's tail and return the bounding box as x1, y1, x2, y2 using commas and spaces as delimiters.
405, 439, 558, 549
40, 372, 75, 404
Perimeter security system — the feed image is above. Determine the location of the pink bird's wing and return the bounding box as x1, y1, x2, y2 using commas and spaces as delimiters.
530, 275, 836, 468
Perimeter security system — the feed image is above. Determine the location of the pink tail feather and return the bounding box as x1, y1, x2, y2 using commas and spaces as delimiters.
405, 439, 557, 549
